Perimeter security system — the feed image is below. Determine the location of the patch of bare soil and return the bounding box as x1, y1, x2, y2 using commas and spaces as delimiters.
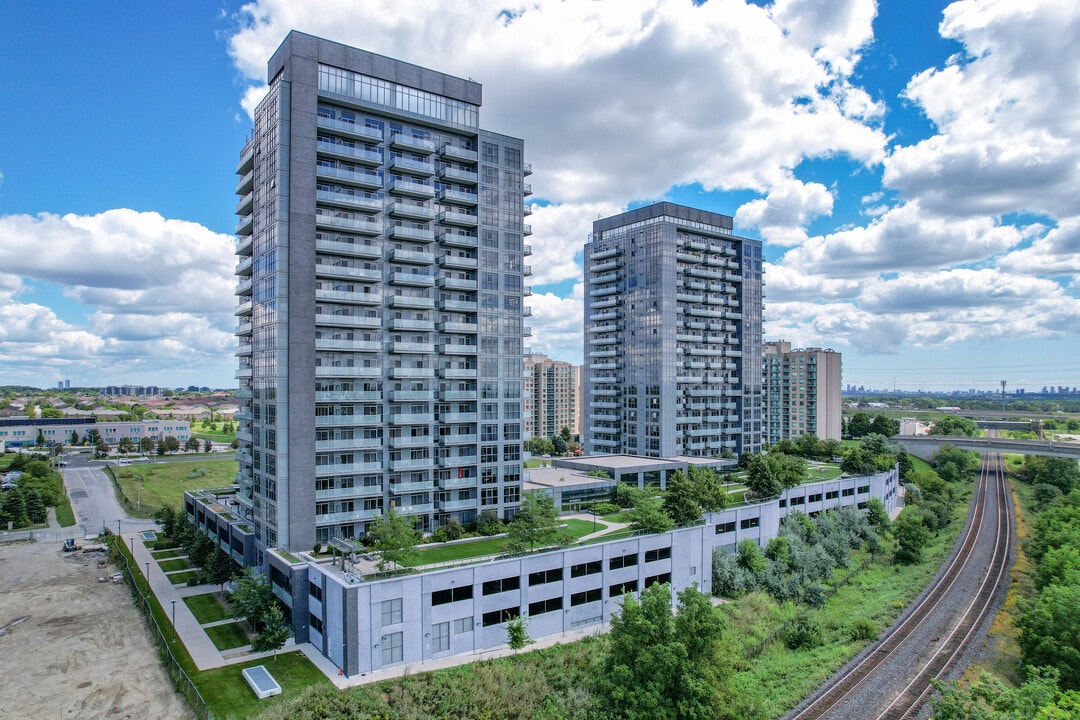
0, 541, 190, 720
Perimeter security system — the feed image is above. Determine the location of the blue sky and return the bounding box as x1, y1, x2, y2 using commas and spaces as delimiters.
1, 0, 1078, 393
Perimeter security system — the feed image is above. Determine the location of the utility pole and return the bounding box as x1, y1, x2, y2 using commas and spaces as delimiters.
1001, 380, 1006, 412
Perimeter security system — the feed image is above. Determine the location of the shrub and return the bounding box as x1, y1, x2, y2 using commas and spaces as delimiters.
849, 617, 878, 642
591, 502, 620, 516
782, 611, 823, 650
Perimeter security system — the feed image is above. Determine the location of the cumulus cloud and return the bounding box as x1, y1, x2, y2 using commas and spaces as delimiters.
0, 209, 236, 386
527, 201, 623, 287
885, 0, 1080, 220
526, 283, 585, 364
228, 0, 887, 213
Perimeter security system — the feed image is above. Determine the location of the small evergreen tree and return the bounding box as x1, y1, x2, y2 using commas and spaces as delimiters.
24, 490, 46, 525
253, 603, 291, 657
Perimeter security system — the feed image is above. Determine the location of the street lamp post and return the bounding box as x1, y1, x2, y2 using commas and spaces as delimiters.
171, 600, 176, 630
117, 519, 121, 537
145, 561, 149, 581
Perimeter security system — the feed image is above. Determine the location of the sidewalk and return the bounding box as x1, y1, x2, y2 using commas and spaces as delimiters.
125, 531, 229, 670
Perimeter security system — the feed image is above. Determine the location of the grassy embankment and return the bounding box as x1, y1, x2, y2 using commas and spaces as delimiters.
112, 533, 332, 720
109, 457, 239, 518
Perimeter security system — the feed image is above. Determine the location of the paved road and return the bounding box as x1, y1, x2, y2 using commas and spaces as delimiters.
61, 460, 157, 537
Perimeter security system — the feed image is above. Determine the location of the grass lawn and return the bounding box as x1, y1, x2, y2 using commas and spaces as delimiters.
190, 421, 238, 443
185, 593, 232, 624
409, 518, 605, 566
170, 570, 200, 585
54, 492, 77, 527
109, 533, 330, 720
158, 558, 191, 572
805, 465, 843, 481
198, 652, 333, 720
151, 548, 183, 559
111, 457, 238, 517
205, 621, 251, 651
524, 458, 551, 468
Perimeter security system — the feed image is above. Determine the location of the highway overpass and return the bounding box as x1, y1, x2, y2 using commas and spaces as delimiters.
893, 435, 1080, 462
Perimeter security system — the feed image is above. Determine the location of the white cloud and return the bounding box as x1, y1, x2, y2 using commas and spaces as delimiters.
228, 0, 887, 213
776, 202, 1024, 279
525, 283, 585, 365
0, 209, 237, 386
884, 0, 1080, 220
527, 202, 623, 287
736, 176, 834, 246
998, 218, 1080, 276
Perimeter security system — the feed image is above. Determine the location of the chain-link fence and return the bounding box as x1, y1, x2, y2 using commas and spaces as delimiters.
111, 537, 215, 720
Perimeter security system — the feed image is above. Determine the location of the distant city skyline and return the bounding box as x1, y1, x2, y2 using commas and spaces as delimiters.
1, 1, 1078, 392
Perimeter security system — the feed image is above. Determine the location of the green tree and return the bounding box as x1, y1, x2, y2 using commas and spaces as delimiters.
204, 548, 234, 590
503, 491, 570, 554
1025, 456, 1080, 494
138, 436, 155, 454
366, 508, 422, 570
24, 490, 46, 524
598, 583, 726, 720
231, 567, 274, 632
933, 445, 977, 484
152, 505, 178, 539
1018, 583, 1080, 689
663, 470, 703, 525
163, 435, 181, 453
203, 438, 213, 453
930, 415, 980, 437
865, 497, 892, 535
36, 429, 45, 446
736, 538, 767, 573
1, 488, 30, 528
94, 437, 109, 458
253, 602, 291, 657
506, 614, 533, 652
475, 508, 503, 536
156, 438, 167, 456
870, 415, 898, 437
847, 412, 872, 438
184, 436, 200, 452
932, 667, 1066, 720
893, 513, 930, 565
745, 453, 807, 498
627, 492, 675, 534
118, 437, 135, 453
795, 433, 822, 458
70, 430, 80, 445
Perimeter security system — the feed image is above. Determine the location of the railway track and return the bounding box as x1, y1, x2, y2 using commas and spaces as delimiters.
787, 449, 1013, 720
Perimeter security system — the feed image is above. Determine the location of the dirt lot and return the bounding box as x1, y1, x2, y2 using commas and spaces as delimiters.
0, 541, 191, 720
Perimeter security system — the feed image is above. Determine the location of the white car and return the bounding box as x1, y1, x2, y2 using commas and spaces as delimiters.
117, 458, 131, 466
136, 456, 150, 462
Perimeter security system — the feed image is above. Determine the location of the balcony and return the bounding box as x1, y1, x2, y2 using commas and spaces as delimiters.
523, 183, 532, 196
388, 434, 435, 450
315, 366, 382, 379
316, 264, 381, 283
316, 164, 382, 189
389, 133, 436, 154
439, 431, 478, 445
437, 298, 477, 312
389, 341, 435, 354
389, 177, 435, 199
236, 235, 253, 256
439, 143, 478, 163
236, 191, 254, 216
315, 509, 382, 525
316, 115, 383, 142
315, 212, 382, 235
389, 201, 435, 221
236, 143, 255, 174
437, 498, 478, 512
388, 225, 435, 243
440, 342, 479, 357
388, 248, 434, 265
438, 209, 478, 227
315, 437, 384, 451
437, 188, 478, 206
388, 389, 435, 402
439, 367, 477, 379
314, 289, 382, 305
389, 156, 435, 177
315, 338, 381, 352
388, 412, 435, 425
438, 276, 478, 291
389, 271, 435, 288
236, 216, 253, 236
316, 238, 382, 258
315, 390, 383, 402
388, 318, 434, 332
438, 166, 478, 185
235, 300, 253, 316
524, 224, 533, 236
438, 254, 477, 270
437, 230, 478, 248
316, 139, 383, 166
388, 367, 435, 379
235, 276, 253, 296
318, 189, 382, 213
235, 320, 253, 336
439, 388, 477, 401
236, 169, 254, 195
388, 294, 434, 310
315, 313, 380, 329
